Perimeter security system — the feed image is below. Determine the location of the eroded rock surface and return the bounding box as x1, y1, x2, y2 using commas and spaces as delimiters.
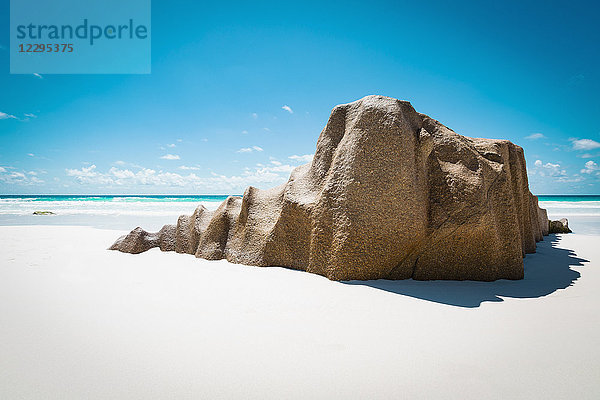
111, 95, 556, 281
549, 218, 572, 234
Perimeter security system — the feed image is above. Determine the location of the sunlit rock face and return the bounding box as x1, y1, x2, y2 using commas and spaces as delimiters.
110, 95, 551, 281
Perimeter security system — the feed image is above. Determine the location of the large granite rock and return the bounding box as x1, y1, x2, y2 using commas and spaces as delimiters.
549, 218, 572, 234
111, 95, 555, 281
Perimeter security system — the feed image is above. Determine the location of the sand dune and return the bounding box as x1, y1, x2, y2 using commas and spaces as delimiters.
1, 225, 598, 399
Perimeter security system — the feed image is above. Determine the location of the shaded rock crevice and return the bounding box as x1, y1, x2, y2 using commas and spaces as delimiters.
110, 95, 556, 281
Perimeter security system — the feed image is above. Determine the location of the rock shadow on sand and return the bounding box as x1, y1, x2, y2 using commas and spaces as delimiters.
343, 235, 589, 308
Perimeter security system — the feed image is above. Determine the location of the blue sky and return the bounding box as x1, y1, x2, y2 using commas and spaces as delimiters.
1, 0, 599, 194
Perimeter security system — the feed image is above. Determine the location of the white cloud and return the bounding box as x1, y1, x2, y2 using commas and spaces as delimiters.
66, 165, 101, 179
0, 166, 45, 185
33, 73, 43, 79
289, 154, 314, 163
66, 165, 201, 187
242, 130, 248, 134
167, 143, 176, 148
252, 113, 258, 119
282, 105, 294, 114
205, 163, 295, 190
525, 133, 545, 140
27, 153, 34, 157
572, 139, 600, 151
24, 113, 37, 118
261, 164, 294, 173
0, 111, 17, 120
531, 159, 583, 183
533, 159, 567, 177
237, 146, 264, 153
179, 165, 200, 170
176, 138, 183, 142
113, 161, 145, 169
63, 162, 297, 191
160, 154, 180, 160
581, 161, 600, 175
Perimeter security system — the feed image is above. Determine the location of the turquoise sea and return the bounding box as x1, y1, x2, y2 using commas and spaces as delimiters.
0, 194, 599, 233
0, 195, 231, 230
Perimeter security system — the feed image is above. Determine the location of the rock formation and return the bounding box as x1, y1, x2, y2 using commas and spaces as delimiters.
33, 211, 55, 215
111, 95, 559, 281
549, 218, 572, 234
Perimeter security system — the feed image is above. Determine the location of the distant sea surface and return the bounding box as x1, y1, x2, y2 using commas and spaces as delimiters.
0, 195, 230, 216
0, 194, 599, 233
0, 195, 230, 230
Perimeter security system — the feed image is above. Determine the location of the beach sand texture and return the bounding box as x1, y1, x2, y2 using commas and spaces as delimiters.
1, 225, 598, 399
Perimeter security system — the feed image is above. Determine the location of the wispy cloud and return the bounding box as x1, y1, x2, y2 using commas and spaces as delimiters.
242, 130, 248, 134
525, 133, 545, 140
27, 153, 35, 157
113, 160, 145, 169
568, 73, 585, 86
33, 73, 43, 79
282, 105, 293, 114
1, 111, 38, 121
237, 146, 264, 153
160, 154, 180, 160
206, 163, 295, 190
571, 139, 600, 151
252, 113, 258, 119
0, 166, 45, 185
289, 154, 314, 163
179, 165, 200, 170
167, 143, 176, 148
0, 111, 17, 120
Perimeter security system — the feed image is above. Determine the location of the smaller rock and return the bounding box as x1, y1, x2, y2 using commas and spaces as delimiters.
549, 218, 572, 234
33, 211, 55, 215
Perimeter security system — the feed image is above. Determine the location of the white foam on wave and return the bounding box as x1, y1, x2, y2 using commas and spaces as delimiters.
0, 199, 223, 216
1, 198, 598, 219
539, 201, 600, 218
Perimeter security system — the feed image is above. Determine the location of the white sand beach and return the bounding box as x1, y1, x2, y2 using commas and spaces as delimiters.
3, 0, 598, 397
1, 225, 598, 399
